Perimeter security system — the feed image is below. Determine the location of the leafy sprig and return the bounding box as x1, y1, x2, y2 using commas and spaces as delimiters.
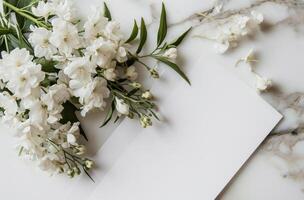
0, 1, 192, 180
124, 3, 191, 84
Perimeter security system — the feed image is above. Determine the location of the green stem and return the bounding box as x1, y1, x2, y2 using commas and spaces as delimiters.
112, 90, 141, 103
3, 1, 49, 29
136, 59, 151, 70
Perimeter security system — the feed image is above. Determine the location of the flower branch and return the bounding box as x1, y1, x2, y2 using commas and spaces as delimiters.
0, 0, 191, 180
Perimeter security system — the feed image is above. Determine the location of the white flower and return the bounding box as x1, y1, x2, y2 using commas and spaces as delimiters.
42, 84, 70, 110
104, 21, 123, 42
67, 133, 77, 145
200, 12, 263, 54
85, 38, 117, 68
125, 66, 138, 81
20, 91, 41, 109
0, 48, 34, 82
115, 97, 129, 115
27, 100, 49, 130
41, 84, 70, 123
163, 48, 177, 60
32, 1, 53, 20
78, 77, 110, 116
29, 26, 57, 59
104, 68, 117, 81
7, 66, 44, 98
255, 74, 272, 92
51, 0, 75, 22
0, 92, 18, 120
49, 18, 80, 56
84, 7, 108, 41
64, 57, 95, 83
6, 61, 45, 98
57, 70, 70, 85
62, 123, 80, 148
17, 123, 46, 156
116, 46, 128, 63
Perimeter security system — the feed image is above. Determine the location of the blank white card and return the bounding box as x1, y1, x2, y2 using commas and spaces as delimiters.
82, 56, 282, 200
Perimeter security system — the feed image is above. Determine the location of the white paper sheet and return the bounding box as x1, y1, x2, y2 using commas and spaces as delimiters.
66, 56, 282, 200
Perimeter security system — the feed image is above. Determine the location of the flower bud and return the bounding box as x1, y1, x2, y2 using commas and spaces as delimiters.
163, 48, 177, 60
150, 68, 159, 79
140, 115, 152, 128
67, 168, 75, 178
130, 82, 141, 88
73, 166, 81, 175
74, 145, 86, 155
104, 68, 117, 81
84, 159, 94, 170
128, 112, 134, 119
126, 66, 138, 81
141, 91, 153, 100
115, 97, 130, 115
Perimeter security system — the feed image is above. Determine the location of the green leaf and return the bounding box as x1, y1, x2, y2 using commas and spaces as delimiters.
10, 0, 33, 8
103, 2, 112, 21
127, 88, 140, 96
114, 116, 120, 123
125, 56, 136, 66
149, 109, 160, 121
136, 18, 147, 54
152, 56, 190, 85
7, 34, 21, 49
169, 27, 192, 47
40, 75, 57, 87
60, 101, 88, 141
4, 0, 37, 30
35, 58, 59, 73
100, 101, 115, 128
157, 2, 167, 47
83, 167, 95, 182
14, 24, 33, 53
15, 0, 35, 28
0, 27, 12, 35
125, 20, 138, 43
60, 102, 79, 123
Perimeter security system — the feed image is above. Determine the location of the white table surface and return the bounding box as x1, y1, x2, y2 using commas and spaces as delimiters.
2, 0, 304, 199
90, 0, 304, 199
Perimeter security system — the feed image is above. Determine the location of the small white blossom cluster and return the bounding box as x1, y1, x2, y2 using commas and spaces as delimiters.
28, 0, 137, 117
0, 0, 137, 176
0, 48, 86, 175
0, 0, 189, 178
199, 11, 264, 54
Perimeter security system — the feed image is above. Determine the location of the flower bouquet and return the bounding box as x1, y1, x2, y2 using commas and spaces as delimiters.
0, 0, 190, 179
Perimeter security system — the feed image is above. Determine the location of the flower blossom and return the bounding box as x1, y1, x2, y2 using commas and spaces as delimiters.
49, 18, 80, 56
29, 26, 57, 59
115, 97, 130, 116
